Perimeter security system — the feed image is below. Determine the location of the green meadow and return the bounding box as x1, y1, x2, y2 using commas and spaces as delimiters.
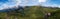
0, 6, 60, 19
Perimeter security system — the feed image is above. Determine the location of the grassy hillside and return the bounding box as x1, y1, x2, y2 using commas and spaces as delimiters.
0, 6, 60, 19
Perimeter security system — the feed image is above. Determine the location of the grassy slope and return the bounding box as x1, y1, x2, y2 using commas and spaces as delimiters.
0, 6, 60, 19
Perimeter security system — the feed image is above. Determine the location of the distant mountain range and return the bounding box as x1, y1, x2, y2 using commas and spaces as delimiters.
0, 6, 60, 12
0, 6, 23, 12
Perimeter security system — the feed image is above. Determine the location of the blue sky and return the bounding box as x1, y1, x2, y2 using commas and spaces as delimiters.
0, 0, 60, 10
50, 0, 60, 4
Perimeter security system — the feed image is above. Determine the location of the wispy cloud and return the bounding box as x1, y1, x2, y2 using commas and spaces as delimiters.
38, 0, 47, 2
0, 0, 21, 10
0, 0, 60, 10
38, 0, 60, 8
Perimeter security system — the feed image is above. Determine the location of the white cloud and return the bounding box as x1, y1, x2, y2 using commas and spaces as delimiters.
0, 0, 22, 10
1, 4, 9, 9
57, 5, 60, 8
0, 8, 4, 10
38, 0, 47, 2
42, 4, 60, 8
15, 0, 21, 7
